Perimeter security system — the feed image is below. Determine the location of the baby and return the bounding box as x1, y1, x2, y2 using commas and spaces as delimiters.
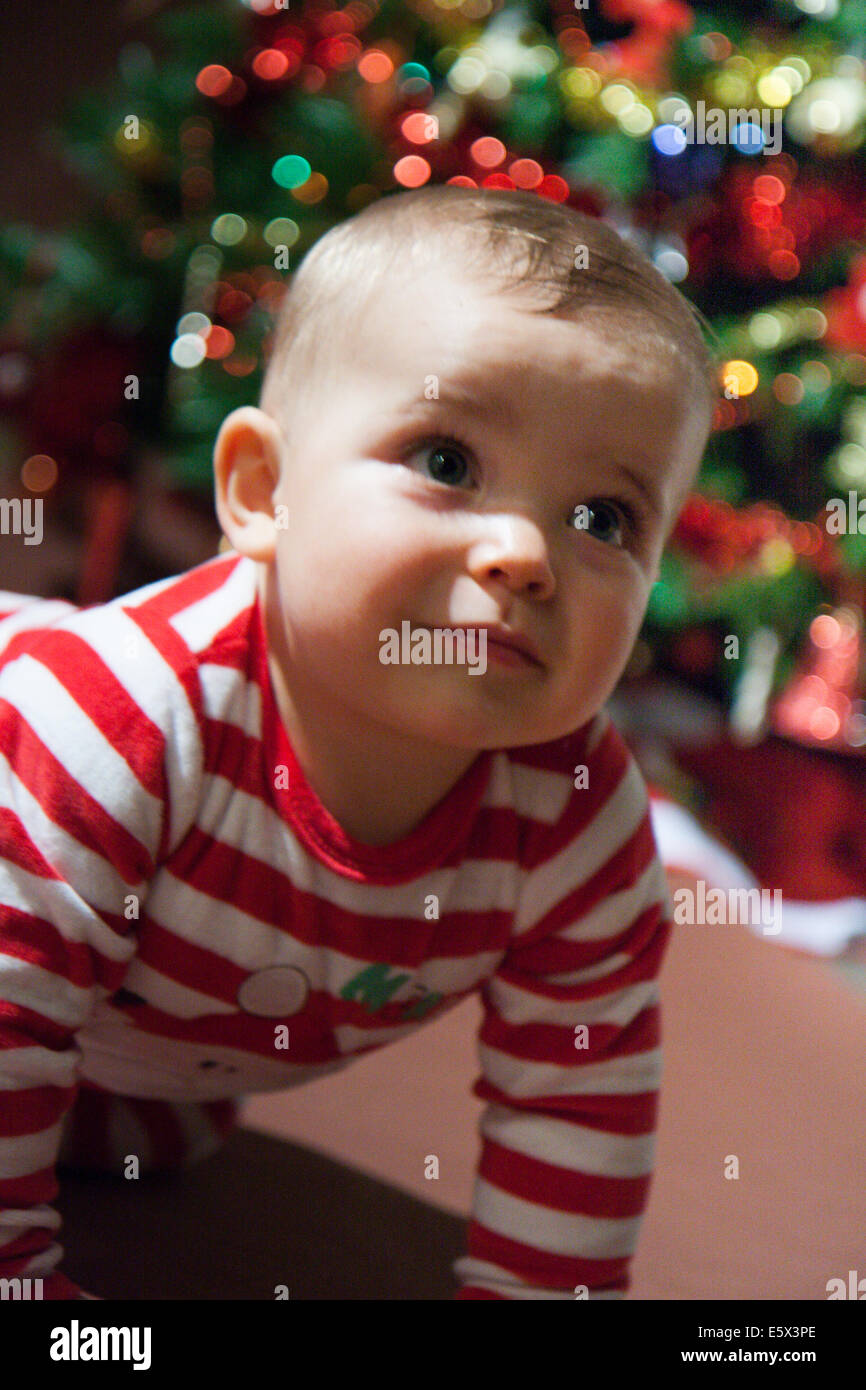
0, 185, 714, 1300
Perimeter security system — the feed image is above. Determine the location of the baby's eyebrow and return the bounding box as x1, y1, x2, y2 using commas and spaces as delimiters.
393, 380, 519, 427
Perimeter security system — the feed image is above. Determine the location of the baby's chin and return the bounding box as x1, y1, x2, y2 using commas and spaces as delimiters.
394, 695, 593, 753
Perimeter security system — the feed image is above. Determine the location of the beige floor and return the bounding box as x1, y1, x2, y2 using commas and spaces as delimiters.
241, 872, 866, 1300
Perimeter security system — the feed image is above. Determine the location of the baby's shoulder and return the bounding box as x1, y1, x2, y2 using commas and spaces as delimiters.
499, 710, 643, 839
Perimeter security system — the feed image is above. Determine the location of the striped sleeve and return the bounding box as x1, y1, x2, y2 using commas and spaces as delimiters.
0, 597, 204, 1298
454, 716, 672, 1299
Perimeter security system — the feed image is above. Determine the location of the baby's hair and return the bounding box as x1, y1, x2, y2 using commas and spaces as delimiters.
260, 184, 719, 441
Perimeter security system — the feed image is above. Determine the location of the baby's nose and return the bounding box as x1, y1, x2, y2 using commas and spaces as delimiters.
466, 515, 555, 598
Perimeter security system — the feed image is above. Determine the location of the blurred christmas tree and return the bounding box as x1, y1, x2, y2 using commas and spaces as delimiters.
3, 0, 866, 743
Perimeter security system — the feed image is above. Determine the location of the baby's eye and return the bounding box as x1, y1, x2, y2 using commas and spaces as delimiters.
405, 437, 473, 488
570, 501, 628, 546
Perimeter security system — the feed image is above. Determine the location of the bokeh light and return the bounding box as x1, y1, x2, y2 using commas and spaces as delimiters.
394, 155, 430, 187
196, 66, 233, 98
358, 50, 393, 83
470, 136, 505, 168
21, 455, 58, 492
210, 214, 247, 246
272, 156, 312, 189
723, 360, 759, 396
252, 50, 290, 81
652, 124, 687, 156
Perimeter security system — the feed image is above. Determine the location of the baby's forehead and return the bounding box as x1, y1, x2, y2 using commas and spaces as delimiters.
368, 275, 689, 400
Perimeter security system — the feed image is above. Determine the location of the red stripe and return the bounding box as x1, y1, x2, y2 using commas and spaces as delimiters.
512, 883, 668, 984
517, 722, 630, 869
135, 918, 248, 1005
133, 554, 242, 625
0, 711, 154, 883
478, 1136, 651, 1217
120, 608, 204, 862
0, 1079, 71, 1134
27, 630, 166, 799
0, 1003, 76, 1050
0, 1164, 59, 1206
478, 1001, 663, 1065
464, 1222, 630, 1292
0, 907, 104, 986
472, 1077, 660, 1134
169, 823, 512, 963
517, 817, 660, 959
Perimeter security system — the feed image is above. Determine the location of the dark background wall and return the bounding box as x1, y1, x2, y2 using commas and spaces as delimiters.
0, 0, 190, 228
0, 0, 223, 598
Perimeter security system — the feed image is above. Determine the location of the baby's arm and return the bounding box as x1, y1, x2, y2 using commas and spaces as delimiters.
0, 606, 200, 1298
454, 719, 671, 1299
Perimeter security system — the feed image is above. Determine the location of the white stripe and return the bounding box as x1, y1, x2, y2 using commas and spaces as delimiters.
145, 870, 307, 971
487, 974, 660, 1028
199, 663, 262, 736
0, 599, 77, 652
54, 603, 203, 854
479, 1103, 656, 1177
195, 773, 518, 918
555, 857, 669, 945
1, 654, 164, 851
146, 869, 495, 1001
508, 763, 572, 825
0, 1045, 79, 1089
471, 1175, 642, 1258
585, 710, 609, 754
453, 1256, 623, 1299
0, 1204, 62, 1242
114, 567, 193, 608
0, 1120, 66, 1179
545, 951, 632, 986
120, 959, 236, 1020
17, 1247, 64, 1279
481, 753, 523, 811
478, 1041, 663, 1099
170, 555, 255, 653
0, 955, 96, 1028
513, 758, 648, 934
0, 848, 139, 959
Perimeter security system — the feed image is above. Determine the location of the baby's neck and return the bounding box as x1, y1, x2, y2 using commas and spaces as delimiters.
257, 566, 480, 848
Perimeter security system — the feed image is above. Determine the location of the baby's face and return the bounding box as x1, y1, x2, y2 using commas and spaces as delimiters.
247, 262, 708, 753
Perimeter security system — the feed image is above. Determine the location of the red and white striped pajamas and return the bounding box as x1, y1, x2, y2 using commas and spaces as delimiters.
0, 553, 671, 1299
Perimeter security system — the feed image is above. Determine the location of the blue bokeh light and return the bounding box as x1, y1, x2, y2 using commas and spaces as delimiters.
731, 122, 765, 155
651, 123, 688, 156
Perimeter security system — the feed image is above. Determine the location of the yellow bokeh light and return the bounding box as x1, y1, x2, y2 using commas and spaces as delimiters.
760, 538, 795, 575
619, 104, 654, 136
723, 360, 759, 396
562, 67, 601, 100
600, 82, 635, 116
757, 72, 793, 106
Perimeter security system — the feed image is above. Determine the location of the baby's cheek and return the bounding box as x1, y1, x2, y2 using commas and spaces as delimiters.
576, 580, 645, 679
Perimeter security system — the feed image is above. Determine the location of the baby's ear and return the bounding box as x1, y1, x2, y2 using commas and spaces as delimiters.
213, 407, 284, 562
